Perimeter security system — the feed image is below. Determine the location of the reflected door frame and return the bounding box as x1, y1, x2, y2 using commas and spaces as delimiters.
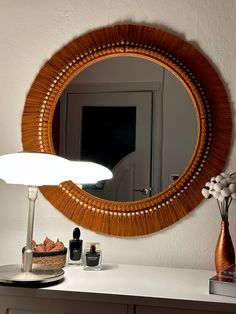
59, 82, 163, 197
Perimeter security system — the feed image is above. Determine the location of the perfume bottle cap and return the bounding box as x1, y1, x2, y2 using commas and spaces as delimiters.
90, 244, 96, 253
73, 227, 81, 240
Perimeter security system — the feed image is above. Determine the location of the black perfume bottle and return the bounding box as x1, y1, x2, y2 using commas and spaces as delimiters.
84, 242, 102, 270
68, 227, 83, 265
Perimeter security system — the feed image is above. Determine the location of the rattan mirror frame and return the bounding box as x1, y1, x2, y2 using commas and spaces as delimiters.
22, 24, 232, 236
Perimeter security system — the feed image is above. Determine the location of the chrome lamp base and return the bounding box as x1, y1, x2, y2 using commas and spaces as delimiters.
0, 264, 64, 285
0, 186, 64, 286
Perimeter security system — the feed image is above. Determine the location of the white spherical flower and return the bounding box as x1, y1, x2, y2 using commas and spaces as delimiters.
216, 175, 223, 182
218, 194, 225, 202
210, 176, 216, 182
214, 183, 222, 192
231, 192, 236, 199
212, 191, 221, 199
220, 179, 228, 187
201, 188, 211, 199
205, 182, 211, 187
221, 187, 231, 197
209, 182, 215, 189
229, 183, 236, 193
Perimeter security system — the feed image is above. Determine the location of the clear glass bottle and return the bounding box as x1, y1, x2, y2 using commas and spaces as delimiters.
68, 227, 83, 265
84, 242, 102, 270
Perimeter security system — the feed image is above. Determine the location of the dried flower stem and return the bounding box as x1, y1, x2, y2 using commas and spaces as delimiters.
217, 197, 232, 221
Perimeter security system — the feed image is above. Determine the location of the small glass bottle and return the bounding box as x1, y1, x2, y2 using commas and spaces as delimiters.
84, 242, 102, 270
68, 227, 83, 265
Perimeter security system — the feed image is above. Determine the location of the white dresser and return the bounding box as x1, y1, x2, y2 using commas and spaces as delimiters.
0, 264, 236, 314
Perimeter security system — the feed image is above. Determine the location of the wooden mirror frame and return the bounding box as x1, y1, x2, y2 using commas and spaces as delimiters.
22, 24, 232, 236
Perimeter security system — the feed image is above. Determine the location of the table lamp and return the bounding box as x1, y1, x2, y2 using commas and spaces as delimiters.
0, 152, 112, 285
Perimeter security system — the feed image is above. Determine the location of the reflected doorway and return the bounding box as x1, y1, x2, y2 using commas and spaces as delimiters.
55, 82, 162, 201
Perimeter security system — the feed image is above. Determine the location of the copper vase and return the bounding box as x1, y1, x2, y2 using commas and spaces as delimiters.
215, 221, 235, 274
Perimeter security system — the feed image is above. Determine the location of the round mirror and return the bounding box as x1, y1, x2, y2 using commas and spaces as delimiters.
52, 56, 197, 202
22, 24, 232, 236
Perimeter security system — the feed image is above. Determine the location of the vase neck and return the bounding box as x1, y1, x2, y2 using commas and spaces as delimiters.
221, 221, 229, 231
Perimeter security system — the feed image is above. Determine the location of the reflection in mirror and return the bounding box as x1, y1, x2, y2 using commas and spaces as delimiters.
53, 56, 197, 202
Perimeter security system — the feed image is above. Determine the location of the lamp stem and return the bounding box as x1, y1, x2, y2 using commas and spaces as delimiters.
22, 186, 38, 272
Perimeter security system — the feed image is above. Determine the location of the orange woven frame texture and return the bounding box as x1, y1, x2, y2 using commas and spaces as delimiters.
22, 24, 232, 236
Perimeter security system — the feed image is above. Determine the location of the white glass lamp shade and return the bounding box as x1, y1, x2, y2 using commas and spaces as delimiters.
0, 152, 113, 186
0, 152, 79, 186
72, 161, 113, 184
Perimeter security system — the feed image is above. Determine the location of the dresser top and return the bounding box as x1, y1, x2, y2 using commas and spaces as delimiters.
35, 264, 236, 304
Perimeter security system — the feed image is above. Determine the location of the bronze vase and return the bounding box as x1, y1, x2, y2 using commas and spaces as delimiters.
215, 221, 235, 274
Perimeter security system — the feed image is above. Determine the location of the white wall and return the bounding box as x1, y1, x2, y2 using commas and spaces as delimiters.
0, 0, 236, 270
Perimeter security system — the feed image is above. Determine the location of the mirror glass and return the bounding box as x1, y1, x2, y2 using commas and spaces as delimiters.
52, 56, 197, 202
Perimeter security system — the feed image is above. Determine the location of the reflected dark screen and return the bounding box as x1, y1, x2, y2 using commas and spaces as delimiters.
81, 106, 136, 170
